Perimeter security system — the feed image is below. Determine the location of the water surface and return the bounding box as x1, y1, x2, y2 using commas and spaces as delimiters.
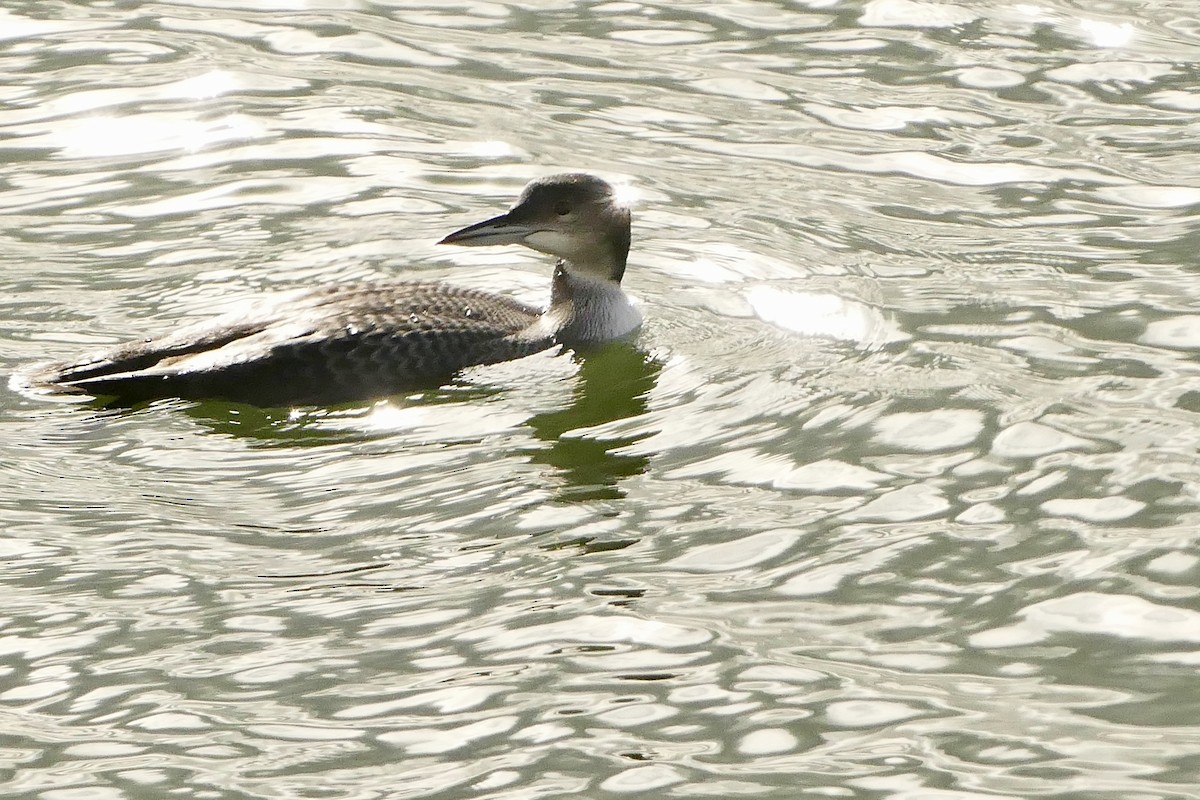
4, 1, 1200, 798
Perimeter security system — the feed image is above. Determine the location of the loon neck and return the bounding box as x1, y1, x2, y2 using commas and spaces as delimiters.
543, 261, 641, 344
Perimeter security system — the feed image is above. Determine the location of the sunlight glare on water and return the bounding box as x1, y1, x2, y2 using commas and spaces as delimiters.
3, 0, 1200, 798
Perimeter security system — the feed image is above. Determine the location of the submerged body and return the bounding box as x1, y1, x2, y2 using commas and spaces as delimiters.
31, 173, 640, 405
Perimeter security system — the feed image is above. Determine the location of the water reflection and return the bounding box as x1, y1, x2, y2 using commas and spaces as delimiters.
526, 342, 659, 502
172, 384, 506, 444
70, 343, 662, 471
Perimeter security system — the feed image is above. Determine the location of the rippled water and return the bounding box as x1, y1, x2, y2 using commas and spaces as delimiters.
5, 1, 1200, 797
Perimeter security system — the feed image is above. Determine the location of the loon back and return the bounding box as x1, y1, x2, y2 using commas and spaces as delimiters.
37, 282, 548, 405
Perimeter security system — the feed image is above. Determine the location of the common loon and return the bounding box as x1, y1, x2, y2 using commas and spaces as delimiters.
31, 173, 641, 406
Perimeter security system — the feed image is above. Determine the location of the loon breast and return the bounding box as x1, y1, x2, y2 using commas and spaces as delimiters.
29, 172, 639, 406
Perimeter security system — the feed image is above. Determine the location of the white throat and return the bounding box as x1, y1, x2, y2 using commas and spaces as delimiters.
541, 265, 641, 344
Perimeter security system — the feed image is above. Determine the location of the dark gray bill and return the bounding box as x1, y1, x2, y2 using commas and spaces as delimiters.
438, 212, 536, 247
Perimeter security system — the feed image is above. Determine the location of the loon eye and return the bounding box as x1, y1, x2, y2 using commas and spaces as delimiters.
553, 201, 571, 216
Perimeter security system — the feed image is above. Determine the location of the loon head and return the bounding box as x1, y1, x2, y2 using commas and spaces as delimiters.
439, 173, 632, 283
